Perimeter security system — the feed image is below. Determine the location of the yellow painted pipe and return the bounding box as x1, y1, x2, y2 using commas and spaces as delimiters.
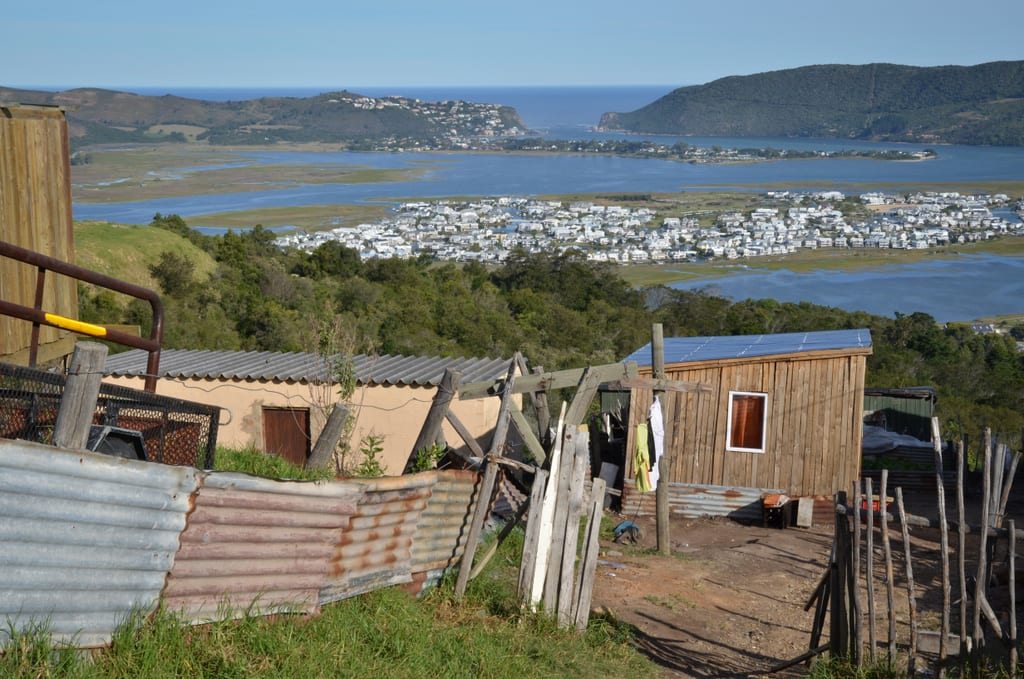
44, 312, 108, 338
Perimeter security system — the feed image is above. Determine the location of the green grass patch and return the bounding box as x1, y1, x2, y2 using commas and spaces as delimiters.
187, 203, 392, 232
74, 221, 217, 292
213, 446, 335, 481
0, 523, 652, 679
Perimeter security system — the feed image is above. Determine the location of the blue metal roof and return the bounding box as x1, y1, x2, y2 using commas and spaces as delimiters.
622, 328, 872, 366
104, 349, 513, 387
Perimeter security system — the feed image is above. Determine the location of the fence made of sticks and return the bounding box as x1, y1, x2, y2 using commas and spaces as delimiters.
783, 417, 1024, 676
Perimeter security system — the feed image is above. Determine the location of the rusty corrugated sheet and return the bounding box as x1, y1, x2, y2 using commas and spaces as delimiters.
411, 469, 478, 573
320, 473, 436, 603
622, 480, 777, 523
163, 472, 363, 623
0, 438, 199, 648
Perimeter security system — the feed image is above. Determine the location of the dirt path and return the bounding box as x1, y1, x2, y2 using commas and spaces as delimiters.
591, 515, 835, 678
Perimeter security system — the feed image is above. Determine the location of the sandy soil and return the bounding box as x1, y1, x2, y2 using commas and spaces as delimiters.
589, 486, 1024, 679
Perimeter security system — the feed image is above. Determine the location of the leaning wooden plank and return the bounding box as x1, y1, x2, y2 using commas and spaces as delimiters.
614, 376, 713, 394
509, 401, 547, 466
529, 402, 567, 608
459, 362, 638, 400
453, 458, 500, 598
404, 368, 462, 473
544, 426, 578, 610
517, 468, 549, 599
470, 491, 532, 580
557, 432, 589, 627
573, 477, 606, 631
931, 417, 951, 668
564, 367, 602, 427
445, 410, 486, 460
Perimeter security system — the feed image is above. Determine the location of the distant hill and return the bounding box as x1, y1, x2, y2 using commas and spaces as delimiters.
0, 87, 528, 149
598, 61, 1024, 146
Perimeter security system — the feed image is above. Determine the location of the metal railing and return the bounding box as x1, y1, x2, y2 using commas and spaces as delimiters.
0, 239, 164, 391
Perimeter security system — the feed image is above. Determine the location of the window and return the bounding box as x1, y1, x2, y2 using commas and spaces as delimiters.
727, 391, 767, 453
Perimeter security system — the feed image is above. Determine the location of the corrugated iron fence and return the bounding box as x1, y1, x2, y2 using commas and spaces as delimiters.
0, 438, 480, 649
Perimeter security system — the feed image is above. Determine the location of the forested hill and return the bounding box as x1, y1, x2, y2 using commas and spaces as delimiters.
598, 61, 1024, 146
0, 86, 528, 148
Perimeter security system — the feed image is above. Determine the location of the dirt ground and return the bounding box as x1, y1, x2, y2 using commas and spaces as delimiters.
588, 487, 1022, 679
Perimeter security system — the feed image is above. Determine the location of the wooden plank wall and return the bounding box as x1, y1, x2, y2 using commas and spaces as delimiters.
625, 351, 867, 497
0, 105, 77, 363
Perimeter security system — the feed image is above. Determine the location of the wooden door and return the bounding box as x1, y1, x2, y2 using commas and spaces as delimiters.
262, 407, 310, 466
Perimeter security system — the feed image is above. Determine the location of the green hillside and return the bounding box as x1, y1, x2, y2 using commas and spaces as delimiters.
599, 61, 1024, 145
0, 87, 527, 149
74, 221, 216, 291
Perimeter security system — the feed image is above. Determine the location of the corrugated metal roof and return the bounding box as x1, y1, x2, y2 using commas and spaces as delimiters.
621, 481, 778, 523
623, 328, 872, 366
0, 438, 200, 648
163, 472, 363, 623
104, 349, 513, 387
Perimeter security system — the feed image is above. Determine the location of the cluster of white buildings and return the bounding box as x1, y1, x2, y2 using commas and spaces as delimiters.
325, 93, 526, 147
277, 191, 1024, 264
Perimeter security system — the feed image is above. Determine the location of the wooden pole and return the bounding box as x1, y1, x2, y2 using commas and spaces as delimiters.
544, 426, 577, 610
896, 487, 918, 678
53, 341, 108, 450
557, 432, 589, 627
973, 433, 993, 660
404, 368, 461, 473
932, 416, 951, 673
880, 470, 897, 661
957, 438, 969, 662
852, 480, 864, 667
573, 477, 606, 631
831, 491, 850, 659
652, 323, 670, 555
455, 363, 518, 598
517, 468, 548, 598
1010, 518, 1018, 671
529, 402, 567, 608
865, 476, 877, 660
308, 401, 349, 470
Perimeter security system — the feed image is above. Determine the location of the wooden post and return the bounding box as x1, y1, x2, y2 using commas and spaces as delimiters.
831, 491, 850, 659
557, 432, 589, 627
529, 402, 567, 608
973, 435, 992, 659
53, 342, 108, 450
931, 416, 951, 673
307, 402, 349, 470
404, 368, 461, 473
865, 476, 877, 660
956, 438, 969, 661
454, 363, 517, 598
544, 426, 577, 610
880, 470, 896, 661
652, 323, 670, 555
852, 480, 863, 667
573, 477, 606, 631
517, 468, 549, 598
896, 487, 918, 678
1010, 519, 1018, 671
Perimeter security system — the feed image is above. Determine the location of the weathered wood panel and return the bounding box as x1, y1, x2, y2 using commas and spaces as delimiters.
0, 105, 76, 364
625, 349, 867, 498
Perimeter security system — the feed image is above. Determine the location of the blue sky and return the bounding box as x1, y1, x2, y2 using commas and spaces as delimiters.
4, 0, 1023, 90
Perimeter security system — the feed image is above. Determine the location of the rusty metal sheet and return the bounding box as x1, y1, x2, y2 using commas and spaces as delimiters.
411, 469, 478, 573
320, 473, 436, 603
622, 480, 778, 523
163, 472, 363, 623
0, 438, 200, 648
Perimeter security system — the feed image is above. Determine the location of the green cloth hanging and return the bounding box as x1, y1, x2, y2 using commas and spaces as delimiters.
634, 422, 652, 493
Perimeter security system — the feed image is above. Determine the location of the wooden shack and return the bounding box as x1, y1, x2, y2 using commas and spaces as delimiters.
0, 104, 77, 365
620, 329, 872, 519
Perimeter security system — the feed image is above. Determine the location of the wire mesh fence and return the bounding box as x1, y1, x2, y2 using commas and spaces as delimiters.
0, 361, 219, 468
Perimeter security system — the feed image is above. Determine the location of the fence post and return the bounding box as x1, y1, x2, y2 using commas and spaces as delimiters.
53, 342, 108, 450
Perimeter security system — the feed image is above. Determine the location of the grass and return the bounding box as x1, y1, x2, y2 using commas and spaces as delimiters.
0, 523, 653, 679
74, 220, 217, 292
212, 446, 336, 480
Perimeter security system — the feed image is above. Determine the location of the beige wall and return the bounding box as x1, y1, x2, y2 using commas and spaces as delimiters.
103, 375, 504, 475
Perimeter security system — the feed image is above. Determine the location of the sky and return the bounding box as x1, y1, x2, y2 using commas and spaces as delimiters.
4, 0, 1023, 91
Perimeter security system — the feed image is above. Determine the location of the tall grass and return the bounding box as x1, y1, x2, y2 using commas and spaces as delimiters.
0, 522, 651, 678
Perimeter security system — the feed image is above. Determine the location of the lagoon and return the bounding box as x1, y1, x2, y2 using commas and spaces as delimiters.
669, 254, 1024, 323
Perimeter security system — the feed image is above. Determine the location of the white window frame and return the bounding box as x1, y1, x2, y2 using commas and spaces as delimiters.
726, 390, 768, 454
